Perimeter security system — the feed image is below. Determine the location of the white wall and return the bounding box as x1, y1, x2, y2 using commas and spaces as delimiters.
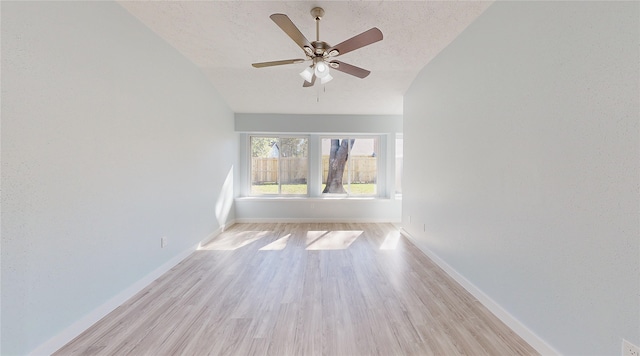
234, 198, 400, 223
403, 2, 639, 355
235, 113, 403, 133
1, 2, 237, 354
235, 114, 402, 222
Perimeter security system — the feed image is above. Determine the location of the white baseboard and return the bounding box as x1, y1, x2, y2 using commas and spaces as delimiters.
28, 225, 232, 356
198, 220, 236, 248
234, 218, 401, 224
399, 228, 560, 356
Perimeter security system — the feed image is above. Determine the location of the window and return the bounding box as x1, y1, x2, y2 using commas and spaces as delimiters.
245, 134, 388, 198
250, 136, 308, 195
321, 137, 378, 196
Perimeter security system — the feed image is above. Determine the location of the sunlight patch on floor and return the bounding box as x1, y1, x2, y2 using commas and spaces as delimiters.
306, 230, 363, 250
305, 230, 328, 245
379, 230, 400, 250
259, 234, 291, 251
201, 230, 271, 251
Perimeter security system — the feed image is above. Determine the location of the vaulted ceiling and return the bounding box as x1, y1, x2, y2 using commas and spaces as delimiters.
118, 1, 492, 115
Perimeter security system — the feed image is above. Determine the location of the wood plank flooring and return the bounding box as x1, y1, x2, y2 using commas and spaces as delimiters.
55, 223, 538, 356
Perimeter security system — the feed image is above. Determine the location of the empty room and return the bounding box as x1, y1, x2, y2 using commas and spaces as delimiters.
2, 1, 638, 355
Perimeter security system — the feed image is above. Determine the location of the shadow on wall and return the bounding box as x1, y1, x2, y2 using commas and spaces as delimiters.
215, 166, 234, 229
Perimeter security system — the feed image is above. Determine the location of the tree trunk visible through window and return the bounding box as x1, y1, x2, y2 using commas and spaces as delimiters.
323, 138, 354, 193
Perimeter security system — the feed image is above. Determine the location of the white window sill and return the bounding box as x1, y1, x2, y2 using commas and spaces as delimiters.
235, 196, 393, 202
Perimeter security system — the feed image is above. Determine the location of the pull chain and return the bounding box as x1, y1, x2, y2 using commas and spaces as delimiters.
316, 85, 327, 103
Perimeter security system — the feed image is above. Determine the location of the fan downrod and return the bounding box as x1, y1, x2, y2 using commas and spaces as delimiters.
308, 7, 330, 55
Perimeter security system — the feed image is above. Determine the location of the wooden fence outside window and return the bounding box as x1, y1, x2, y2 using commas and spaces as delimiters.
251, 156, 377, 184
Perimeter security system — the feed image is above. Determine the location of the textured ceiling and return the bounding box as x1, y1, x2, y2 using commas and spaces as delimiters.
118, 1, 492, 115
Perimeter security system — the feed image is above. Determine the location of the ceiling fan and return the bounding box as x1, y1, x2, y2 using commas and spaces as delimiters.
252, 7, 383, 87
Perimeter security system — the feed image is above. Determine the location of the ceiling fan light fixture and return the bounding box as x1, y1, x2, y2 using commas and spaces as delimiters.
299, 66, 314, 83
314, 61, 330, 78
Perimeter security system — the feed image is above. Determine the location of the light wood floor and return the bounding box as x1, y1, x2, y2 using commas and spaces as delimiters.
55, 223, 538, 356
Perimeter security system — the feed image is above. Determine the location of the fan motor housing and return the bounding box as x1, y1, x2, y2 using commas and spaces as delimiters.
311, 41, 330, 55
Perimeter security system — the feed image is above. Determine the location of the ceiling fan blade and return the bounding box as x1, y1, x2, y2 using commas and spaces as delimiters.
252, 59, 306, 68
270, 14, 313, 52
330, 61, 371, 79
327, 28, 383, 57
303, 74, 316, 87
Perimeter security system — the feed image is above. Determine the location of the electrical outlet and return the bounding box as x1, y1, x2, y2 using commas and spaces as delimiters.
160, 237, 167, 248
623, 339, 640, 356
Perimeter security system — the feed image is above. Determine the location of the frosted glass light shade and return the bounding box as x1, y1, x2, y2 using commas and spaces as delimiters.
314, 62, 330, 78
320, 73, 333, 84
299, 67, 314, 83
